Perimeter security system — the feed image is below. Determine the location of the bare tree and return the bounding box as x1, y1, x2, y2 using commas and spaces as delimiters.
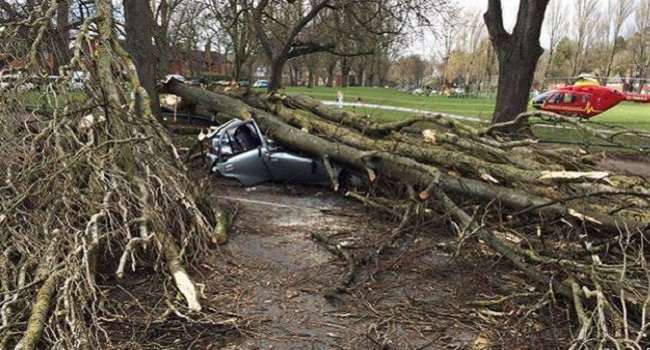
252, 0, 337, 91
251, 0, 452, 91
150, 0, 186, 77
629, 0, 650, 92
457, 9, 487, 91
484, 0, 550, 131
438, 12, 462, 91
542, 0, 568, 79
595, 0, 634, 82
167, 1, 208, 76
389, 54, 428, 88
570, 0, 599, 76
204, 0, 258, 82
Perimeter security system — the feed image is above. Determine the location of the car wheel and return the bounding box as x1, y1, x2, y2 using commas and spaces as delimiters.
205, 154, 218, 173
338, 169, 368, 192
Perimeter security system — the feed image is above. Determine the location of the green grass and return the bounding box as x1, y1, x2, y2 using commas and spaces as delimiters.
281, 86, 650, 131
6, 90, 88, 111
283, 86, 494, 120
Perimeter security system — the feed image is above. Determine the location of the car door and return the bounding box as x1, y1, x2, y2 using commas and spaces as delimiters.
214, 121, 273, 186
263, 148, 331, 185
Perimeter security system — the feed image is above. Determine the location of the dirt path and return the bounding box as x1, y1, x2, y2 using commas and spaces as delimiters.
598, 152, 650, 177
200, 177, 482, 349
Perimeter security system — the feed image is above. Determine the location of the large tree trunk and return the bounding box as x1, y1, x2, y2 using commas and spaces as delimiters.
124, 0, 160, 117
52, 0, 70, 74
484, 0, 549, 133
340, 58, 350, 87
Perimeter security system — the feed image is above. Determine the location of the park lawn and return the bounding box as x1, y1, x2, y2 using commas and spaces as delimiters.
283, 86, 495, 120
282, 86, 650, 131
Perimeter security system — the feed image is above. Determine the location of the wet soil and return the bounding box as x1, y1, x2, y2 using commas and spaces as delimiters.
598, 152, 650, 177
198, 177, 483, 349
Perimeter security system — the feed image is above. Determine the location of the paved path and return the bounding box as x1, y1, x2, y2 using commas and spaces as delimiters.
321, 101, 482, 122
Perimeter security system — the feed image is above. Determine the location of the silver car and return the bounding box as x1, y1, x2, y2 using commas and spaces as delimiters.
205, 118, 356, 187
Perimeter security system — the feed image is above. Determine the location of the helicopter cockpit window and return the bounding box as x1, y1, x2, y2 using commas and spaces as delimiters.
564, 93, 576, 103
549, 92, 563, 104
581, 94, 590, 103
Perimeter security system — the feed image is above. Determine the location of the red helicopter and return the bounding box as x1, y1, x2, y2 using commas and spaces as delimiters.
530, 77, 650, 118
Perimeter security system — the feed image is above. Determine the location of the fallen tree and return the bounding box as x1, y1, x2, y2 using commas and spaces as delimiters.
164, 80, 650, 349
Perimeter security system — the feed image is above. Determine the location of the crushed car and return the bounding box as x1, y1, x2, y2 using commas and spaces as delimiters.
203, 118, 362, 188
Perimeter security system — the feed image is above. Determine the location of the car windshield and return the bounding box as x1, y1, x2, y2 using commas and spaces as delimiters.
233, 124, 261, 151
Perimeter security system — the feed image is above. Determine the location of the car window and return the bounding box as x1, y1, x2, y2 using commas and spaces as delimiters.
233, 124, 261, 152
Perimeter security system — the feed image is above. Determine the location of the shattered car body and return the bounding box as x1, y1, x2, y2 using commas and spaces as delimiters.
204, 119, 348, 187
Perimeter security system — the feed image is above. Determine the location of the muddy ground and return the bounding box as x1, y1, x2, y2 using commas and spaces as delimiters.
200, 178, 485, 350
101, 178, 568, 349
100, 149, 649, 350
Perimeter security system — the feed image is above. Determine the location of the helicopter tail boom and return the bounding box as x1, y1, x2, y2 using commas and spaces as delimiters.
623, 93, 650, 104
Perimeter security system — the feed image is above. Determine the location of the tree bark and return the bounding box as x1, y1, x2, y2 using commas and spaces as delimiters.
124, 0, 160, 117
52, 0, 70, 74
484, 0, 549, 133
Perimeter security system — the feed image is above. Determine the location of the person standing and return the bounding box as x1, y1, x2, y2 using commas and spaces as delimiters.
336, 91, 344, 108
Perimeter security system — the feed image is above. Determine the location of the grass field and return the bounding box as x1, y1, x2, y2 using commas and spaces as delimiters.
280, 86, 650, 132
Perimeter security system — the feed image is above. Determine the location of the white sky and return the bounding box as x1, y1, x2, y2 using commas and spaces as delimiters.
406, 0, 520, 58
460, 0, 520, 29
408, 0, 635, 59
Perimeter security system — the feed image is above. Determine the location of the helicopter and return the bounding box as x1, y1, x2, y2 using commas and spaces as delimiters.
530, 76, 650, 119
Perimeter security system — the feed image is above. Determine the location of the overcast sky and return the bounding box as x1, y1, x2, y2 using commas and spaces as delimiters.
460, 0, 522, 33
407, 0, 567, 58
406, 1, 520, 58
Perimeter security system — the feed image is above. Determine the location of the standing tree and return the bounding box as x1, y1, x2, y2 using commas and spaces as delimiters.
629, 0, 650, 92
542, 0, 568, 80
251, 0, 451, 92
205, 0, 258, 82
167, 1, 207, 77
252, 0, 338, 91
150, 0, 186, 77
124, 0, 160, 116
570, 0, 599, 77
389, 54, 429, 88
52, 0, 72, 73
456, 9, 487, 92
438, 12, 462, 91
484, 0, 550, 131
594, 0, 633, 83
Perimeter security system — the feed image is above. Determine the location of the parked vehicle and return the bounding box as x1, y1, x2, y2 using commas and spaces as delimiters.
0, 73, 36, 91
188, 78, 207, 86
253, 80, 269, 88
165, 74, 186, 83
70, 70, 86, 90
204, 118, 362, 187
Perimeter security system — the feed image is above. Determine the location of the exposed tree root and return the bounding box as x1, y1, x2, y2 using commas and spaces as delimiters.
0, 1, 230, 348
